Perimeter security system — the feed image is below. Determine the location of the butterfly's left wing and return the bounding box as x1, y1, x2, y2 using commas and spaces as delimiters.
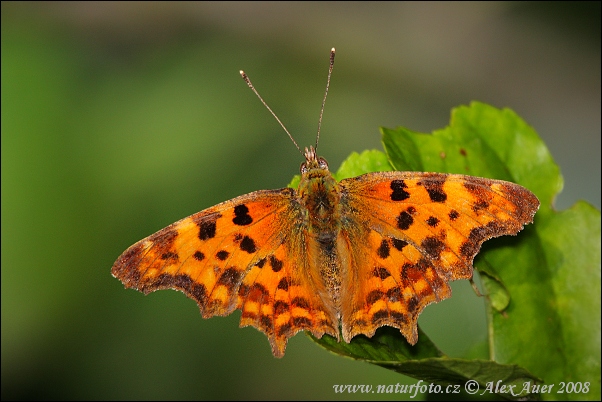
337, 171, 539, 344
112, 188, 339, 357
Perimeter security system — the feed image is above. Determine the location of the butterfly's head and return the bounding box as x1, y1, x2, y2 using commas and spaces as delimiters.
301, 146, 329, 174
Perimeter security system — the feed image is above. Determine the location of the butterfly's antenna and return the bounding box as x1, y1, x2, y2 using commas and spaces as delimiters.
315, 47, 336, 152
240, 70, 303, 157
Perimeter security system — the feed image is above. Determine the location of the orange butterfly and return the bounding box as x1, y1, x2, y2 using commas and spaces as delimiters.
112, 48, 539, 357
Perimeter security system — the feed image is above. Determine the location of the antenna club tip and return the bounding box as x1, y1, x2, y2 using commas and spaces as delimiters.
239, 70, 246, 77
331, 47, 336, 52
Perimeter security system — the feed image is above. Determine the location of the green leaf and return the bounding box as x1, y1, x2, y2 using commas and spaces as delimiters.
307, 102, 600, 400
312, 327, 541, 400
312, 326, 444, 362
334, 149, 393, 180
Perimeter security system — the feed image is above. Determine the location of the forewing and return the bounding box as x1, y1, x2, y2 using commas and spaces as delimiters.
338, 171, 539, 344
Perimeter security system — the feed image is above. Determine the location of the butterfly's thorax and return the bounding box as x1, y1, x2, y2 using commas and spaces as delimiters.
298, 167, 342, 235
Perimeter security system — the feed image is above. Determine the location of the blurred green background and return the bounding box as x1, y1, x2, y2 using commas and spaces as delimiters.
2, 2, 600, 400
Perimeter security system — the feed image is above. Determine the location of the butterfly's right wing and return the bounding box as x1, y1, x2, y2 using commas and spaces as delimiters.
112, 188, 338, 357
337, 171, 539, 345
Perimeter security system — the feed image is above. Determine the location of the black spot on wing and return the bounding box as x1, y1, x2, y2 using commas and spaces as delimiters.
422, 237, 445, 260
367, 290, 385, 304
372, 310, 389, 322
168, 273, 194, 290
390, 180, 410, 201
216, 250, 229, 261
419, 178, 447, 202
238, 283, 250, 297
269, 255, 283, 272
377, 239, 390, 259
472, 200, 489, 213
197, 219, 217, 240
387, 287, 402, 302
392, 238, 408, 251
277, 277, 290, 290
277, 323, 292, 337
464, 181, 487, 196
157, 273, 208, 306
373, 267, 391, 280
397, 211, 414, 230
161, 251, 179, 262
260, 315, 273, 331
193, 251, 205, 261
216, 267, 242, 290
291, 297, 310, 309
449, 210, 460, 221
233, 204, 253, 226
239, 236, 257, 254
390, 311, 407, 323
426, 216, 440, 227
274, 300, 289, 315
407, 296, 419, 313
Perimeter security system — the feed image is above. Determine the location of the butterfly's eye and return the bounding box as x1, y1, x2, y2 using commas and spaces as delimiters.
318, 157, 329, 170
300, 162, 308, 174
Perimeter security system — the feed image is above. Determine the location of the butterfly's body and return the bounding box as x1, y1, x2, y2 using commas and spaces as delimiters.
112, 48, 540, 357
297, 147, 344, 315
112, 145, 539, 357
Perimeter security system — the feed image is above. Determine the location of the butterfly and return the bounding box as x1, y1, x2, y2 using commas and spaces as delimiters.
112, 48, 540, 358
